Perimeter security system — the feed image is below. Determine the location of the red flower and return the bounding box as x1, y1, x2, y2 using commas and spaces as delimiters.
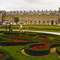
5, 38, 29, 42
43, 42, 53, 45
0, 54, 4, 58
31, 45, 45, 50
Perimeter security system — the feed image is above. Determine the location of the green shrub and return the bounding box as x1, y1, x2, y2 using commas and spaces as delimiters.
24, 43, 51, 56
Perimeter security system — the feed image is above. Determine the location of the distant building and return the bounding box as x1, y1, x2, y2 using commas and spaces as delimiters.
0, 8, 60, 25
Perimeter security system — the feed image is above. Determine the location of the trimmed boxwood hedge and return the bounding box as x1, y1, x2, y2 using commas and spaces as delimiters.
50, 43, 60, 48
0, 42, 37, 46
0, 49, 14, 60
1, 35, 38, 42
1, 31, 60, 44
56, 47, 60, 55
37, 33, 60, 37
23, 32, 37, 36
24, 43, 51, 56
2, 33, 55, 43
1, 31, 60, 37
3, 31, 25, 34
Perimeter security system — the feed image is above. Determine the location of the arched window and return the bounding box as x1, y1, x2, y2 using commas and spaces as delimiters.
30, 20, 32, 25
25, 20, 27, 24
51, 20, 54, 25
39, 20, 40, 24
43, 21, 45, 24
47, 20, 49, 23
30, 21, 32, 23
34, 20, 36, 24
56, 20, 58, 25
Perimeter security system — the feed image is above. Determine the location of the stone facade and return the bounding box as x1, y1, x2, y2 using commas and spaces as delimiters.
0, 8, 60, 25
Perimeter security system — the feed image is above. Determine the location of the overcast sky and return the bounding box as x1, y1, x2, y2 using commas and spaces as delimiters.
0, 0, 60, 11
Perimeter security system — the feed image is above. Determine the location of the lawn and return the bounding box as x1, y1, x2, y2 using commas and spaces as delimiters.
0, 25, 60, 32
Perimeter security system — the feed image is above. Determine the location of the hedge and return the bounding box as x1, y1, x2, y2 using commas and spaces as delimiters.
1, 35, 38, 42
37, 33, 60, 37
0, 42, 37, 46
2, 32, 55, 43
2, 31, 60, 38
1, 31, 60, 43
24, 43, 51, 56
50, 43, 60, 48
0, 49, 14, 60
56, 47, 60, 55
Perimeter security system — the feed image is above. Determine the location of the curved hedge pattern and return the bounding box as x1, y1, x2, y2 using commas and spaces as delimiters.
1, 31, 60, 57
24, 43, 51, 56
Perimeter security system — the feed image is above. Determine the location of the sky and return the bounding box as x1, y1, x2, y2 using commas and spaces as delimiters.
0, 0, 60, 11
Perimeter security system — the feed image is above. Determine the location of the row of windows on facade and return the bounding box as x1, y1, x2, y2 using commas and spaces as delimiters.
6, 16, 58, 20
6, 12, 59, 17
25, 20, 58, 25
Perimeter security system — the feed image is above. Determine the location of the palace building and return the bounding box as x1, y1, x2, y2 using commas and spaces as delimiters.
0, 8, 60, 25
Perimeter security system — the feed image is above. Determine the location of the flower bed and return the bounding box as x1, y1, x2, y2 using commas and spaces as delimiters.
0, 37, 12, 42
5, 38, 33, 42
2, 31, 57, 43
31, 45, 45, 50
43, 42, 54, 45
5, 38, 27, 42
24, 43, 51, 56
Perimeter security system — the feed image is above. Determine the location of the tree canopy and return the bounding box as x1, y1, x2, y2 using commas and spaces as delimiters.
14, 17, 19, 24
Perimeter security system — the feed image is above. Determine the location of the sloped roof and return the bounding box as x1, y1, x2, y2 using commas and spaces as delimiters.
6, 11, 59, 16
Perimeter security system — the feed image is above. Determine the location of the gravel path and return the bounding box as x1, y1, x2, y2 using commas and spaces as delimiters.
13, 30, 60, 35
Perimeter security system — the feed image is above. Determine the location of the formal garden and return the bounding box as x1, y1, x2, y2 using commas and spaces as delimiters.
0, 31, 60, 60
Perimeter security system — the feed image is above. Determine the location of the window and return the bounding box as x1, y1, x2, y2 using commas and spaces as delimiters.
25, 20, 27, 24
43, 21, 45, 24
47, 20, 49, 23
39, 20, 40, 24
34, 20, 36, 24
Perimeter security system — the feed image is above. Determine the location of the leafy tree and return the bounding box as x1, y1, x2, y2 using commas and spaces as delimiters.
14, 17, 19, 25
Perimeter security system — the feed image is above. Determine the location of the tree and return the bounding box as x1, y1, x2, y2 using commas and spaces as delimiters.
14, 17, 19, 25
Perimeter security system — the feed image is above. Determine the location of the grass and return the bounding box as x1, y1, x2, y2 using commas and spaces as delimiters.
0, 25, 60, 32
0, 46, 60, 60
